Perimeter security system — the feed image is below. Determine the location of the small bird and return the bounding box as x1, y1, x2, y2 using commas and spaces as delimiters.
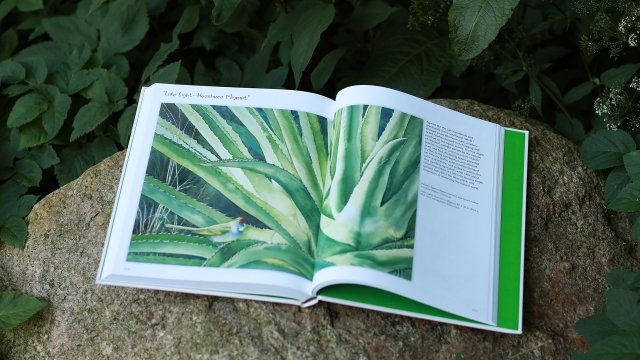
165, 217, 247, 251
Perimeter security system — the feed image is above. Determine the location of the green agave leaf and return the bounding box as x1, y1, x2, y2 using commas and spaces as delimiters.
220, 243, 315, 280
272, 109, 322, 206
152, 135, 308, 252
384, 116, 422, 201
204, 239, 272, 267
448, 0, 519, 60
380, 167, 419, 238
360, 105, 381, 164
129, 233, 216, 258
229, 106, 297, 175
158, 114, 275, 207
127, 254, 205, 266
142, 175, 231, 227
298, 111, 328, 189
372, 238, 415, 250
181, 105, 302, 218
323, 248, 414, 273
328, 105, 363, 215
323, 139, 407, 250
580, 130, 636, 170
202, 159, 320, 247
156, 117, 218, 162
362, 109, 412, 172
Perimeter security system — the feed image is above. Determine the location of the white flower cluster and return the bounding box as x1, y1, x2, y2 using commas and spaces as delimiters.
631, 77, 640, 90
619, 7, 640, 47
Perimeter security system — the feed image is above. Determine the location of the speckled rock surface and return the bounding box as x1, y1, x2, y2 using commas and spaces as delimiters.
1, 100, 638, 359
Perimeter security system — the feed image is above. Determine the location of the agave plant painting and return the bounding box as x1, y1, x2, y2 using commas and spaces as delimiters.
128, 103, 420, 281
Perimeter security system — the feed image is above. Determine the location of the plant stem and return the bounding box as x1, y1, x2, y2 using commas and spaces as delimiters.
506, 341, 550, 360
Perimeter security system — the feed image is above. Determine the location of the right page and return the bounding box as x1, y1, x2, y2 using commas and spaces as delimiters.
312, 86, 503, 325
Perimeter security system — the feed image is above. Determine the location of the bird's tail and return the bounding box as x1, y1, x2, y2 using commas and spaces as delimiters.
165, 224, 199, 231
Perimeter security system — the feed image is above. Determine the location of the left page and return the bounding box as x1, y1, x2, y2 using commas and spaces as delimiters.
97, 84, 334, 303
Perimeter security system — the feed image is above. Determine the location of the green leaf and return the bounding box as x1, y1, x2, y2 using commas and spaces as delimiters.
117, 104, 137, 146
606, 289, 640, 331
607, 269, 636, 290
216, 58, 241, 87
291, 1, 335, 88
103, 54, 129, 79
258, 65, 288, 89
575, 313, 623, 346
0, 292, 44, 329
0, 217, 27, 248
2, 84, 31, 97
98, 69, 127, 103
610, 183, 640, 212
71, 101, 112, 141
12, 159, 41, 187
0, 181, 27, 204
605, 167, 632, 204
211, 0, 241, 25
148, 61, 181, 85
448, 0, 519, 59
633, 217, 640, 242
346, 28, 458, 99
0, 0, 17, 23
555, 112, 585, 144
579, 130, 636, 170
18, 57, 47, 85
7, 93, 49, 128
17, 122, 50, 150
91, 136, 118, 163
42, 16, 98, 49
54, 144, 95, 186
0, 60, 25, 84
349, 0, 395, 31
24, 145, 59, 169
87, 0, 107, 17
529, 74, 542, 116
0, 194, 38, 222
582, 330, 640, 360
173, 5, 199, 41
563, 81, 594, 104
242, 46, 272, 87
311, 47, 346, 91
40, 87, 72, 139
16, 0, 43, 12
140, 41, 179, 84
14, 41, 74, 72
98, 0, 149, 58
625, 151, 640, 182
601, 64, 640, 87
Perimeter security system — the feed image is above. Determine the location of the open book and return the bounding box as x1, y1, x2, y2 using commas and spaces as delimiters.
97, 84, 528, 333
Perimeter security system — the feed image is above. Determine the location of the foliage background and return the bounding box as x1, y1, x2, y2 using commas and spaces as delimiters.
1, 0, 640, 355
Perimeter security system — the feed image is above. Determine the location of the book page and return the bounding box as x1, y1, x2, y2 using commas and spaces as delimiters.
98, 84, 335, 302
312, 86, 502, 324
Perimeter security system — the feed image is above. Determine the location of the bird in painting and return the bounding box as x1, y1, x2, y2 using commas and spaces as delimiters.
165, 217, 247, 251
